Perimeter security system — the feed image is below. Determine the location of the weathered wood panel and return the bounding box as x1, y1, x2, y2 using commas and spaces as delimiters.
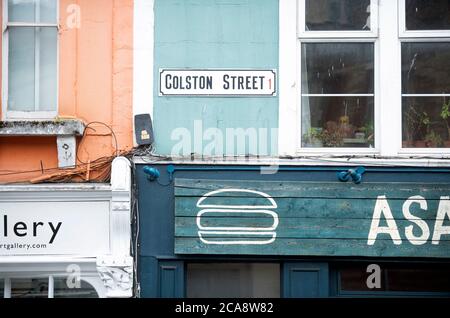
174, 179, 450, 257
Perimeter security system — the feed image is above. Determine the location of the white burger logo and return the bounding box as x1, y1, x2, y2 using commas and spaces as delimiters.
196, 189, 279, 245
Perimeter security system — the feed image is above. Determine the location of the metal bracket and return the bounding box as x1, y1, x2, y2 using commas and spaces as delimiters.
143, 166, 161, 181
337, 167, 366, 184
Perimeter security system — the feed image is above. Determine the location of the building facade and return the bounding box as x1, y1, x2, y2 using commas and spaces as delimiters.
134, 0, 450, 298
0, 0, 134, 298
1, 0, 450, 299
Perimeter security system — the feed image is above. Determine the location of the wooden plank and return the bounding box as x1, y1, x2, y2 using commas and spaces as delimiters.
175, 178, 450, 199
174, 237, 450, 257
175, 217, 444, 240
175, 196, 445, 219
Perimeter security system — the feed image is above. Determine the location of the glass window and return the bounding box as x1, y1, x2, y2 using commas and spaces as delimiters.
405, 0, 450, 31
6, 0, 58, 113
301, 43, 375, 148
54, 278, 99, 298
402, 42, 450, 148
8, 0, 57, 23
1, 277, 99, 298
186, 263, 280, 298
305, 0, 371, 31
11, 278, 48, 298
402, 42, 450, 94
0, 279, 4, 298
339, 263, 450, 293
387, 268, 450, 292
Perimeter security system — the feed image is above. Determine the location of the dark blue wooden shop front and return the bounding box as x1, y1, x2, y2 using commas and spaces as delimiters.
136, 163, 450, 298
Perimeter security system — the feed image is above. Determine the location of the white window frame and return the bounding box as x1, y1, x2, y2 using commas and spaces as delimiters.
297, 0, 380, 156
398, 38, 450, 155
297, 38, 380, 156
1, 0, 59, 120
280, 0, 450, 158
398, 0, 450, 155
399, 0, 450, 38
298, 0, 379, 38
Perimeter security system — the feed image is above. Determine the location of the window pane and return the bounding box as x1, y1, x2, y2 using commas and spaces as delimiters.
0, 279, 4, 298
11, 278, 48, 298
8, 26, 57, 112
8, 0, 57, 23
8, 27, 36, 111
302, 43, 374, 94
8, 0, 35, 22
339, 263, 450, 293
340, 266, 386, 291
305, 0, 371, 31
387, 267, 450, 292
39, 27, 58, 111
186, 263, 280, 298
54, 278, 99, 298
402, 97, 450, 148
39, 0, 58, 23
402, 42, 450, 94
302, 96, 374, 148
405, 0, 450, 30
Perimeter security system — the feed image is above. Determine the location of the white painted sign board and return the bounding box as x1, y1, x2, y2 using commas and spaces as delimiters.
159, 69, 277, 96
0, 201, 110, 256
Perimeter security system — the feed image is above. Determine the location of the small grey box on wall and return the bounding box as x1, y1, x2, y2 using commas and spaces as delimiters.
134, 114, 154, 146
57, 136, 76, 169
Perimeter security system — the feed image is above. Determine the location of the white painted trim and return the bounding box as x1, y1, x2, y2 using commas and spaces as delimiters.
132, 156, 450, 168
278, 0, 298, 156
0, 264, 107, 298
296, 148, 378, 155
0, 159, 132, 257
0, 157, 133, 298
0, 256, 100, 264
5, 22, 58, 27
378, 0, 402, 156
48, 275, 54, 298
402, 94, 450, 97
4, 278, 11, 298
35, 0, 41, 112
133, 0, 155, 146
0, 190, 112, 201
110, 157, 132, 256
299, 37, 378, 43
2, 0, 9, 121
399, 37, 450, 43
302, 94, 374, 97
0, 183, 111, 191
294, 2, 380, 156
0, 183, 112, 202
4, 110, 58, 120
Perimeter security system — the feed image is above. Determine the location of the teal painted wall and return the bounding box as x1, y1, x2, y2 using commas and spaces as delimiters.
153, 0, 279, 156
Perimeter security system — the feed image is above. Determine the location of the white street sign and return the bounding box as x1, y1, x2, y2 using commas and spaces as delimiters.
159, 69, 277, 96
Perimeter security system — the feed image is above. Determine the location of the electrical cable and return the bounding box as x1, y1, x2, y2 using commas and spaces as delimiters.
0, 121, 124, 181
76, 121, 120, 165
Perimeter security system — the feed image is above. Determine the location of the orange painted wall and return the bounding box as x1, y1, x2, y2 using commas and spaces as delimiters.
0, 0, 134, 184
